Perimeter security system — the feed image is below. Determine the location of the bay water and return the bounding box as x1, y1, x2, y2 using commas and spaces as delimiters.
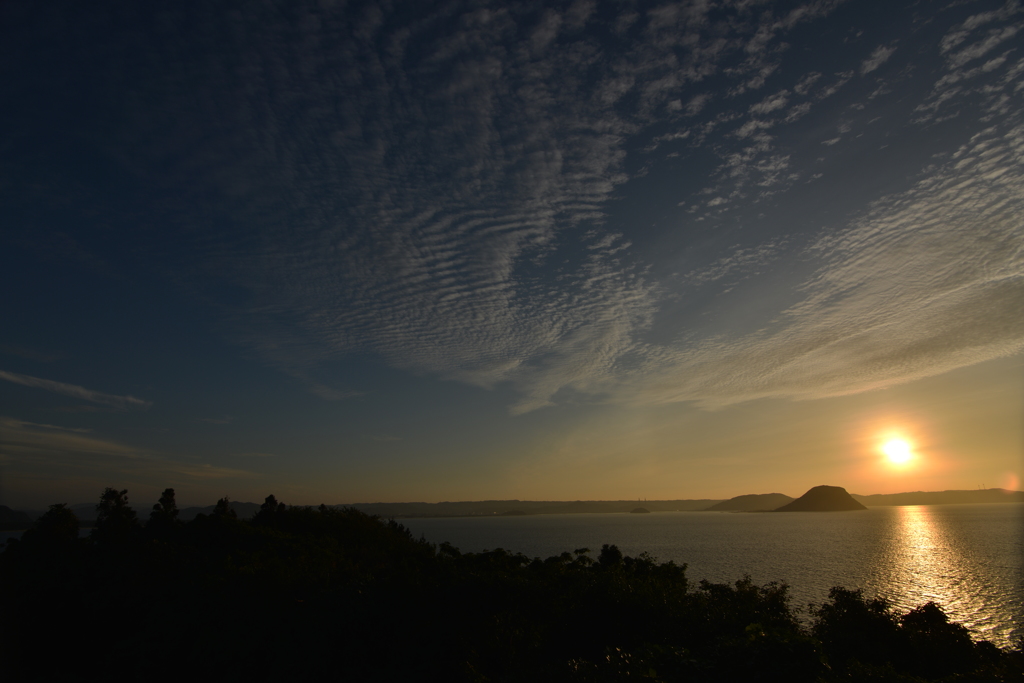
399, 503, 1023, 648
4, 503, 1019, 647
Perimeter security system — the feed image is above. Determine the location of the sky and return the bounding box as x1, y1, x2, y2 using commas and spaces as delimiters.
1, 0, 1023, 509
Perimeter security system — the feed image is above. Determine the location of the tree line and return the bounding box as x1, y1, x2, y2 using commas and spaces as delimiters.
1, 487, 1021, 682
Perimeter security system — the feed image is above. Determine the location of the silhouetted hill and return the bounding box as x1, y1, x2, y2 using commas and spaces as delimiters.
706, 493, 794, 511
630, 507, 651, 514
774, 486, 867, 512
852, 488, 1024, 507
0, 506, 34, 531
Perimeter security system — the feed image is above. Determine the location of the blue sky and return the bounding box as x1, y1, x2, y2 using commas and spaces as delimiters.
2, 0, 1022, 508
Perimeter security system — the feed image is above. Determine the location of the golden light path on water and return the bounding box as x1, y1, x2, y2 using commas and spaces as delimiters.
400, 503, 1023, 648
862, 505, 1023, 644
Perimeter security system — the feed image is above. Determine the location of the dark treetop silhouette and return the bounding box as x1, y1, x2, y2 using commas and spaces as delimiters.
1, 487, 1020, 682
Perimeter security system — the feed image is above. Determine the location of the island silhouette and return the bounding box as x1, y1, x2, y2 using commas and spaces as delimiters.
773, 485, 867, 512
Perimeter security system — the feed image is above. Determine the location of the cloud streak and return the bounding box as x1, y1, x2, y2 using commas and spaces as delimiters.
0, 417, 253, 480
0, 370, 151, 409
860, 45, 896, 75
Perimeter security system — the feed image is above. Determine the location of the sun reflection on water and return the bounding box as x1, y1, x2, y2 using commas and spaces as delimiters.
401, 504, 1024, 648
865, 505, 1021, 646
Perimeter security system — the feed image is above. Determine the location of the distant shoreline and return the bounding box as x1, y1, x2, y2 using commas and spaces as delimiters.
3, 488, 1021, 529
346, 495, 1024, 519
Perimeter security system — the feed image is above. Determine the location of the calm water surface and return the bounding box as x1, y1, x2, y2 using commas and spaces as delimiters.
400, 504, 1023, 648
3, 503, 1019, 646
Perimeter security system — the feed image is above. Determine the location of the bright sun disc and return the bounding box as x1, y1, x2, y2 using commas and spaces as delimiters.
881, 439, 913, 464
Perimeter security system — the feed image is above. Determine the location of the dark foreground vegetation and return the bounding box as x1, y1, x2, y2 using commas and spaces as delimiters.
3, 489, 1021, 682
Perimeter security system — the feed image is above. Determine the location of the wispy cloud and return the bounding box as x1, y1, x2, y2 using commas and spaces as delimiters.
914, 5, 1023, 124
946, 25, 1021, 69
784, 102, 812, 122
0, 417, 255, 480
0, 416, 142, 457
0, 370, 151, 409
683, 239, 788, 286
684, 93, 711, 116
141, 1, 845, 413
860, 45, 896, 75
939, 1, 1021, 53
816, 71, 853, 100
749, 90, 790, 115
793, 71, 822, 95
80, 0, 1020, 416
12, 420, 92, 433
618, 118, 1024, 407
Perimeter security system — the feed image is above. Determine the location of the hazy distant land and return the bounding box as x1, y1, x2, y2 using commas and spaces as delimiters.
706, 492, 794, 511
3, 488, 1021, 529
850, 489, 1024, 507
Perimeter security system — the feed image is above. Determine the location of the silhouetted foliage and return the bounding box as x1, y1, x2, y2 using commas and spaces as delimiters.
146, 488, 180, 539
597, 542, 623, 568
898, 601, 986, 679
92, 487, 138, 546
15, 504, 81, 562
150, 487, 178, 521
31, 503, 80, 543
252, 494, 286, 526
212, 496, 237, 519
2, 487, 1020, 682
811, 586, 901, 668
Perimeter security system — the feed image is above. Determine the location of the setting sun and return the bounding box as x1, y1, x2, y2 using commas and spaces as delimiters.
882, 438, 914, 465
